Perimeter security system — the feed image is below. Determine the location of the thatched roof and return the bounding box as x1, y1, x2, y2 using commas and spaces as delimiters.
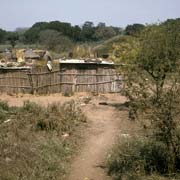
24, 50, 40, 59
33, 50, 46, 58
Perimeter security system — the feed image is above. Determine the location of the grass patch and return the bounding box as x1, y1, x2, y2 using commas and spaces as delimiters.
107, 138, 180, 180
0, 100, 11, 124
0, 100, 86, 180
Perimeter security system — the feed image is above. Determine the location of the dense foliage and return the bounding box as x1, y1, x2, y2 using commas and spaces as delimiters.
107, 138, 180, 180
124, 23, 145, 36
0, 21, 122, 46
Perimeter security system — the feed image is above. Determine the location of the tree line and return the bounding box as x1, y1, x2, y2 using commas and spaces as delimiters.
0, 21, 119, 44
0, 21, 147, 48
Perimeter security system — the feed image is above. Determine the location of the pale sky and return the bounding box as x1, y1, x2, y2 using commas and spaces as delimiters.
0, 0, 180, 31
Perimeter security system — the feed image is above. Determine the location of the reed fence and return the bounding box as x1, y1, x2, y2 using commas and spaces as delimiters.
0, 63, 122, 94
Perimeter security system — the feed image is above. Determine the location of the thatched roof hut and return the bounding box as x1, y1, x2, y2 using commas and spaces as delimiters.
24, 50, 40, 59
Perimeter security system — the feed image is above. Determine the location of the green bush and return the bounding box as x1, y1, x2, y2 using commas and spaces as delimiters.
22, 100, 42, 113
19, 100, 86, 133
107, 138, 180, 180
62, 90, 74, 97
0, 100, 10, 123
0, 100, 9, 111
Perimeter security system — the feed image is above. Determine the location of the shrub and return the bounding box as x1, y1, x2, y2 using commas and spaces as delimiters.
22, 100, 43, 113
0, 100, 10, 123
14, 100, 86, 133
0, 100, 9, 111
107, 138, 180, 180
62, 90, 74, 97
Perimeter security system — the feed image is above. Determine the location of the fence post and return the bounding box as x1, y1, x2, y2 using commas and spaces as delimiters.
27, 69, 34, 94
72, 74, 77, 92
95, 65, 99, 94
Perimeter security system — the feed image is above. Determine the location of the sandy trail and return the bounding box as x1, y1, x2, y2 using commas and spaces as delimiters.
68, 99, 127, 180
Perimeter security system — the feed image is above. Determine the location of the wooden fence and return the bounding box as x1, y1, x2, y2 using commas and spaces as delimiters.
0, 63, 122, 94
59, 63, 121, 93
0, 67, 32, 94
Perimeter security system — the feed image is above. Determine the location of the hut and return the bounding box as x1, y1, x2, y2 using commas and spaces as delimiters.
59, 59, 122, 93
24, 49, 40, 62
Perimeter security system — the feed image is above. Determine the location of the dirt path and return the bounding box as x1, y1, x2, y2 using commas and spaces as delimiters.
68, 100, 126, 180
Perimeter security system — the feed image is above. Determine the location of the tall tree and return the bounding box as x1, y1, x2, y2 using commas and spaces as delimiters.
81, 21, 95, 41
94, 26, 116, 40
124, 22, 180, 173
0, 29, 7, 43
7, 32, 19, 48
125, 23, 145, 36
39, 29, 73, 52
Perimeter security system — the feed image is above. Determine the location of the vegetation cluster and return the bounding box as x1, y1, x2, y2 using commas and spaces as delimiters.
0, 21, 145, 58
0, 100, 86, 180
107, 18, 180, 179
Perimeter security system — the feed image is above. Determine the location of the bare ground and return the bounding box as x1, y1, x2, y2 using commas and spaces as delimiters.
68, 105, 120, 180
68, 94, 136, 180
0, 93, 137, 180
0, 93, 77, 107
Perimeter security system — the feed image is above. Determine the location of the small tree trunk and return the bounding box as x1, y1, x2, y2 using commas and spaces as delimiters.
167, 143, 176, 174
165, 113, 176, 174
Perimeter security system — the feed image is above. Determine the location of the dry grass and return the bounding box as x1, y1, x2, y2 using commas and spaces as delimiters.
0, 100, 86, 180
